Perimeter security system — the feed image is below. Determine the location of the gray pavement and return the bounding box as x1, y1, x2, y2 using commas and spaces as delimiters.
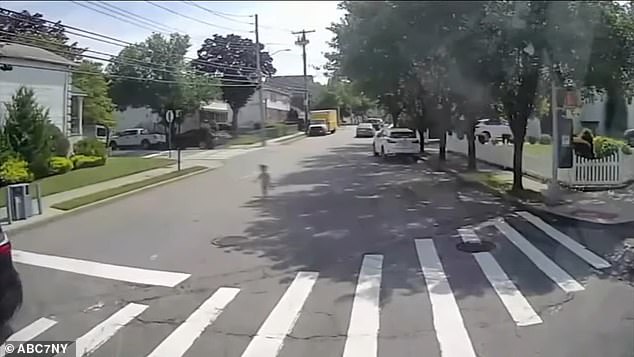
3, 127, 633, 357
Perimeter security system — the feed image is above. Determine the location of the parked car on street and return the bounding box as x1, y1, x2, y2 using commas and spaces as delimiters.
109, 128, 166, 150
373, 127, 420, 160
355, 123, 376, 138
624, 129, 634, 147
474, 118, 513, 143
366, 118, 384, 131
173, 128, 216, 149
0, 225, 23, 344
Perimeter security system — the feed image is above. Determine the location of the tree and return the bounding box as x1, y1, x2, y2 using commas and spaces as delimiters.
3, 87, 52, 177
0, 8, 83, 60
194, 34, 276, 132
107, 33, 219, 125
73, 61, 116, 128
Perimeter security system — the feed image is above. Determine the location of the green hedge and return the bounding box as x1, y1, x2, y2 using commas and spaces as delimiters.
539, 134, 552, 145
0, 157, 34, 185
49, 156, 74, 175
74, 138, 107, 158
593, 136, 631, 159
71, 155, 106, 169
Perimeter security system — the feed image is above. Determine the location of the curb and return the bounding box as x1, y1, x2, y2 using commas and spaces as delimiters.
269, 132, 305, 144
3, 166, 216, 235
443, 167, 632, 226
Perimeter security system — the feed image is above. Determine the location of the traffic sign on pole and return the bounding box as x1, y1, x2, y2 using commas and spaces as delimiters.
165, 110, 174, 123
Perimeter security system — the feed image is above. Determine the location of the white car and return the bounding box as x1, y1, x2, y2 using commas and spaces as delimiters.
373, 127, 419, 159
474, 118, 513, 143
109, 128, 166, 150
355, 123, 376, 138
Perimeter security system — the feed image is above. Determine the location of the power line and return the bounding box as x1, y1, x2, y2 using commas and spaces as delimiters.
93, 1, 182, 33
180, 1, 253, 18
70, 1, 166, 34
145, 1, 252, 34
181, 0, 253, 25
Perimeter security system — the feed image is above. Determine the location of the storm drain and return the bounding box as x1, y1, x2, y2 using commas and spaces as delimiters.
211, 235, 249, 247
456, 241, 496, 253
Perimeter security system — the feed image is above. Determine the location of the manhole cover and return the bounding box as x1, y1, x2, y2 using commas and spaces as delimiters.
456, 241, 496, 253
211, 235, 248, 247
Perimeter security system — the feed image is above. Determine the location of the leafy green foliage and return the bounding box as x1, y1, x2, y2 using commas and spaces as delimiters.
71, 155, 106, 169
193, 34, 276, 132
593, 136, 630, 158
47, 123, 70, 157
107, 33, 220, 119
73, 61, 116, 127
539, 134, 552, 145
73, 138, 107, 158
3, 86, 52, 165
0, 157, 34, 185
0, 9, 83, 61
48, 156, 73, 175
527, 136, 538, 144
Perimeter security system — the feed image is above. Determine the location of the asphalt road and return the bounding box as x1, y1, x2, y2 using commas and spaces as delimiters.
5, 126, 634, 357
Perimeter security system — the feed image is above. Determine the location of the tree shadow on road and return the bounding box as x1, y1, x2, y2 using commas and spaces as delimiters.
220, 142, 633, 304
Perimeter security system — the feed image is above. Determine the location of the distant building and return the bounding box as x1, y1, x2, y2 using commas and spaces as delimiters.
0, 42, 85, 140
266, 75, 324, 120
238, 85, 291, 129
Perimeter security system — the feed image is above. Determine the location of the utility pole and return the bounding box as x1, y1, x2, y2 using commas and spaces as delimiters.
293, 29, 315, 130
255, 14, 266, 146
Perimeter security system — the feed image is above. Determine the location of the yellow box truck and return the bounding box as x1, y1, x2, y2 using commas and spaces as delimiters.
308, 109, 339, 136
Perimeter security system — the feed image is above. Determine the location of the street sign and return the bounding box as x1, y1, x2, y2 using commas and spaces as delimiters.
165, 110, 175, 123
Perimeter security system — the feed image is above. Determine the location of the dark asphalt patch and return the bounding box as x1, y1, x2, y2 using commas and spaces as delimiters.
456, 241, 496, 253
211, 235, 249, 247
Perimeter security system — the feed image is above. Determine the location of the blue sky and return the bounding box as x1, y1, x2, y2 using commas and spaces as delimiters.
3, 1, 343, 83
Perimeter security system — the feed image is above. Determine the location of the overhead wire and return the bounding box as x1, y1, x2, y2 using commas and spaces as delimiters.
70, 1, 167, 34
144, 1, 252, 34
181, 0, 253, 25
91, 1, 182, 33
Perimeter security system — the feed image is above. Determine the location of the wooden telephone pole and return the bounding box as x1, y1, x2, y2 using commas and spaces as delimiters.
292, 29, 315, 128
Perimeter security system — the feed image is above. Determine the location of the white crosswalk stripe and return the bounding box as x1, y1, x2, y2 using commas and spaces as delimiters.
75, 303, 148, 357
516, 211, 611, 269
342, 254, 383, 357
146, 287, 239, 357
11, 219, 610, 357
241, 272, 318, 357
493, 220, 585, 293
0, 318, 57, 357
415, 239, 477, 357
459, 228, 542, 327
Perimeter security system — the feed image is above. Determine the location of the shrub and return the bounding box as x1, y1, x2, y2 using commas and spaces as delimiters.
29, 155, 51, 179
73, 138, 106, 158
48, 123, 70, 157
48, 156, 73, 175
0, 157, 34, 185
594, 136, 622, 159
71, 155, 106, 169
527, 136, 538, 144
622, 145, 632, 155
539, 134, 552, 145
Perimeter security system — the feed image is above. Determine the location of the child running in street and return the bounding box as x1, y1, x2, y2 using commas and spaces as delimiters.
256, 164, 272, 198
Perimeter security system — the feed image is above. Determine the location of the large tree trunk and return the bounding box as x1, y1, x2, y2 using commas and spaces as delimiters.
466, 128, 476, 170
417, 128, 425, 153
231, 109, 239, 134
391, 109, 401, 127
439, 131, 447, 161
512, 138, 524, 192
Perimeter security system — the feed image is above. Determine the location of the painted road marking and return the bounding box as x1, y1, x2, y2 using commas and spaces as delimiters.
415, 239, 476, 357
75, 303, 147, 357
494, 221, 584, 293
241, 272, 318, 357
342, 254, 383, 357
516, 211, 611, 269
0, 318, 57, 357
146, 287, 240, 357
142, 151, 168, 158
458, 229, 542, 327
12, 250, 190, 287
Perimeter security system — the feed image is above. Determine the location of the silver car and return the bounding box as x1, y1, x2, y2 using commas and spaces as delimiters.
356, 123, 376, 138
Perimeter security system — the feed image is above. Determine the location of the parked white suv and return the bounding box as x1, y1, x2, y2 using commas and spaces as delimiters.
474, 118, 513, 143
373, 127, 419, 160
109, 128, 166, 150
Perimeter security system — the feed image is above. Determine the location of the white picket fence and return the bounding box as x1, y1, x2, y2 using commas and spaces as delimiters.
446, 135, 634, 188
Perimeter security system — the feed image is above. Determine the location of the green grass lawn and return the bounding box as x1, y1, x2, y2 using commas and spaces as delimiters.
226, 134, 262, 146
1, 157, 173, 206
523, 143, 552, 156
51, 166, 205, 211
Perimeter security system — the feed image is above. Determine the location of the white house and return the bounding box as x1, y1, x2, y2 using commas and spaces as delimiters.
115, 100, 232, 133
238, 85, 291, 129
0, 42, 85, 140
575, 89, 634, 134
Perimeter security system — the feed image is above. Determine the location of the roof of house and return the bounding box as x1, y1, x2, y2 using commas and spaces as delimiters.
0, 42, 76, 67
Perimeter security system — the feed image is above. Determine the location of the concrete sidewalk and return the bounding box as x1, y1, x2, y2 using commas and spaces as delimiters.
2, 161, 220, 233
436, 151, 634, 225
